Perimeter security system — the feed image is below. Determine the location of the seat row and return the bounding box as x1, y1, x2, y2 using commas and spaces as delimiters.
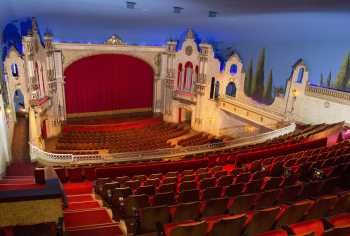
164, 212, 350, 236
128, 190, 350, 236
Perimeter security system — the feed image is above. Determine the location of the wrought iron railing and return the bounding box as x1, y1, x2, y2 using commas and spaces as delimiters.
30, 123, 296, 165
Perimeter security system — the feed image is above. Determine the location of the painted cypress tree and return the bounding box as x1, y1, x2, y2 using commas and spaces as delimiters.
327, 72, 332, 88
251, 48, 265, 101
319, 73, 324, 87
335, 53, 350, 90
244, 59, 253, 97
263, 69, 273, 104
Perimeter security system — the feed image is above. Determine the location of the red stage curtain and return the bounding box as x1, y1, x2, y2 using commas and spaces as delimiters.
64, 54, 154, 114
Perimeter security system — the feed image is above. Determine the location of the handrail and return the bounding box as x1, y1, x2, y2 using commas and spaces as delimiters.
30, 123, 296, 165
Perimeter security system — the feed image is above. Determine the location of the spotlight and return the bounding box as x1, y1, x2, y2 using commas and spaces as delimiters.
208, 10, 218, 17
173, 6, 183, 14
126, 1, 136, 9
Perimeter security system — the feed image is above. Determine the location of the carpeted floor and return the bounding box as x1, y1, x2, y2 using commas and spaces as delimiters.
63, 182, 123, 236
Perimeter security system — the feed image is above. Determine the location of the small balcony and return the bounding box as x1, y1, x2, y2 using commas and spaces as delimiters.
173, 90, 197, 104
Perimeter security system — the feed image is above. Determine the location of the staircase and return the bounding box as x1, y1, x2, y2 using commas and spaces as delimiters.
6, 113, 34, 176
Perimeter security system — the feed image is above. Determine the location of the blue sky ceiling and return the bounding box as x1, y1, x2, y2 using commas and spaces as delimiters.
2, 0, 350, 89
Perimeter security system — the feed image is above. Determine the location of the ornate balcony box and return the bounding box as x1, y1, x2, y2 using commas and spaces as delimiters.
173, 90, 197, 104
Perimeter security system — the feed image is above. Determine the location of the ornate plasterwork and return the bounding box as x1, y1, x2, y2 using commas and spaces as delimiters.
105, 34, 125, 46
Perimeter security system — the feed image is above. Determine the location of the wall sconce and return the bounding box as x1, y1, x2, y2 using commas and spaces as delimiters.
292, 88, 297, 98
5, 107, 11, 114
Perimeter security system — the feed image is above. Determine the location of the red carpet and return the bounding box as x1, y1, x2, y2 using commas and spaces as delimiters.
67, 201, 100, 211
64, 182, 93, 195
66, 223, 122, 236
64, 208, 112, 228
67, 194, 94, 203
63, 182, 123, 236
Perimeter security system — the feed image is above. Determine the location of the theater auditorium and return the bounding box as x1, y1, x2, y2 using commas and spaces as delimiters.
1, 1, 350, 236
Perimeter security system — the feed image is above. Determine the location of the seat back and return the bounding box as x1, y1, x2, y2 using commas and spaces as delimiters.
287, 219, 324, 236
264, 177, 283, 190
202, 186, 222, 200
275, 200, 314, 228
125, 194, 150, 217
200, 177, 216, 189
178, 189, 200, 203
255, 189, 280, 209
323, 226, 350, 236
170, 220, 207, 236
279, 183, 302, 203
229, 193, 257, 214
243, 206, 281, 236
179, 181, 197, 191
173, 201, 201, 222
244, 179, 263, 193
305, 195, 337, 220
163, 177, 178, 184
136, 185, 156, 196
217, 175, 233, 187
235, 172, 251, 183
139, 205, 170, 233
331, 192, 350, 215
202, 197, 229, 217
224, 183, 244, 197
143, 178, 160, 187
208, 213, 247, 236
182, 174, 196, 182
158, 183, 176, 193
154, 191, 175, 206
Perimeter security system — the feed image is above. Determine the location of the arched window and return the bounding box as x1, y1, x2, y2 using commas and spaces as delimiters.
297, 68, 304, 83
210, 77, 215, 99
184, 61, 193, 91
230, 64, 238, 75
195, 65, 199, 83
177, 63, 182, 89
226, 82, 236, 97
215, 81, 220, 99
13, 89, 25, 112
11, 64, 18, 77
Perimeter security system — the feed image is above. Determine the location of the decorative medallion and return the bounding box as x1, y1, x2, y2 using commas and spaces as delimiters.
185, 46, 193, 56
105, 34, 125, 46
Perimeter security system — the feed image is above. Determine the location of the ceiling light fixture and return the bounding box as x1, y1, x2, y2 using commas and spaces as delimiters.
208, 11, 218, 17
126, 1, 136, 9
173, 6, 183, 14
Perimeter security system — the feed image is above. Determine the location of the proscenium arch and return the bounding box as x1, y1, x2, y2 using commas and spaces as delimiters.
62, 52, 157, 74
63, 53, 155, 115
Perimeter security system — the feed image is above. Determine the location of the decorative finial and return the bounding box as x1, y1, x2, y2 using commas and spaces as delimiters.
186, 28, 194, 39
32, 17, 38, 32
105, 34, 125, 45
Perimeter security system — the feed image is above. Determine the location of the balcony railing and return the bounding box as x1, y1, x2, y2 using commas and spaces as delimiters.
173, 90, 197, 103
30, 123, 296, 165
306, 85, 350, 104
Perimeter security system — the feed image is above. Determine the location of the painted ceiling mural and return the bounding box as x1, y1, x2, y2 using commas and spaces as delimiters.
2, 0, 350, 93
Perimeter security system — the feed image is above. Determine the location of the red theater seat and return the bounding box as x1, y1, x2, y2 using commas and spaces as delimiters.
254, 229, 288, 236
274, 200, 314, 228
243, 206, 281, 236
287, 219, 324, 236
207, 213, 247, 236
172, 201, 201, 223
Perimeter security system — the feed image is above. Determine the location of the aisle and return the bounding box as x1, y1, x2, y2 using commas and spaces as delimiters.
63, 182, 123, 236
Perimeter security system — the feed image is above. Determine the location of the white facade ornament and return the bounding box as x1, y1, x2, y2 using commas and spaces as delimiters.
105, 34, 125, 46
186, 29, 194, 39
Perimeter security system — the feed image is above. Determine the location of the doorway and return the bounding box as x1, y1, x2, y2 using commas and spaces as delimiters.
178, 108, 192, 125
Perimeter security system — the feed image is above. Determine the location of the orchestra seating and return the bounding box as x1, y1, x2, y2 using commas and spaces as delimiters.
177, 133, 221, 147
55, 122, 189, 153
